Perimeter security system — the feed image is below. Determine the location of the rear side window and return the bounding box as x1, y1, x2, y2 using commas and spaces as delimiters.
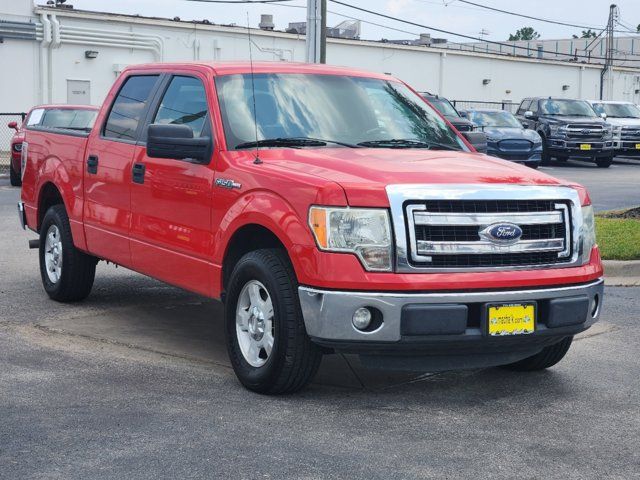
517, 99, 531, 115
153, 76, 209, 137
103, 75, 159, 141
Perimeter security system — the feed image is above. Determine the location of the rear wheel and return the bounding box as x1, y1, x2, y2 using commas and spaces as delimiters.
225, 249, 322, 394
502, 336, 573, 371
9, 164, 21, 187
39, 205, 97, 302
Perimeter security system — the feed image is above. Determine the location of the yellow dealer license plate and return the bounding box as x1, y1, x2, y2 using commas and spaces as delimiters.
488, 303, 535, 336
635, 144, 640, 150
580, 144, 592, 150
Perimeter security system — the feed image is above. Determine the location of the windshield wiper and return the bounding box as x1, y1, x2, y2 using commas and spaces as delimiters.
236, 137, 359, 150
357, 139, 460, 150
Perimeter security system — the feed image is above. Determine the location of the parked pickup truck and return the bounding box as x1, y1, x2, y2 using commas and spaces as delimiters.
516, 97, 614, 167
8, 104, 98, 186
19, 62, 604, 394
588, 100, 640, 157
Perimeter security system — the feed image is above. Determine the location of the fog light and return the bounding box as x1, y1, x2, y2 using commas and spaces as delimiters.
352, 307, 372, 331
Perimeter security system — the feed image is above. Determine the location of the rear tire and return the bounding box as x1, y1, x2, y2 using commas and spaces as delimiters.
502, 336, 573, 371
596, 157, 613, 168
225, 248, 322, 394
39, 205, 97, 302
9, 164, 21, 187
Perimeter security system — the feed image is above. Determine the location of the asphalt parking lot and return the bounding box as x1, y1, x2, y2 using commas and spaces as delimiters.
1, 161, 639, 479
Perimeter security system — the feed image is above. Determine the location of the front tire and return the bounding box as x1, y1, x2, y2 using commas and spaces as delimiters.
9, 164, 21, 187
225, 249, 322, 394
540, 138, 552, 166
502, 336, 573, 371
39, 205, 97, 302
596, 156, 613, 168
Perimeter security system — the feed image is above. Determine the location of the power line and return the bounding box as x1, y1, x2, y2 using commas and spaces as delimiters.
328, 0, 640, 64
456, 0, 637, 35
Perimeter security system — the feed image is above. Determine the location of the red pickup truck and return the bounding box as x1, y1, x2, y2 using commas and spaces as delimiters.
19, 62, 604, 394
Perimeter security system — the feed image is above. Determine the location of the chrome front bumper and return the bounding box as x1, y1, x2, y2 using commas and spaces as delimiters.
299, 279, 604, 344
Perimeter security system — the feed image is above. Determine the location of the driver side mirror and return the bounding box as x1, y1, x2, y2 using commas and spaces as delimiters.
599, 112, 607, 120
461, 131, 487, 154
147, 124, 211, 163
7, 121, 18, 132
524, 110, 537, 121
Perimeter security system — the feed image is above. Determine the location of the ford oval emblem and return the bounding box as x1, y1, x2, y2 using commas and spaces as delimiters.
479, 222, 523, 245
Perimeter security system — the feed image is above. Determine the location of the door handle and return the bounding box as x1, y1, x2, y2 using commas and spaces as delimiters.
132, 163, 146, 184
87, 155, 99, 174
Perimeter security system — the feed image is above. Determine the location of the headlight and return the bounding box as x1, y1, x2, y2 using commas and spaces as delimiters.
549, 124, 567, 136
613, 126, 622, 139
603, 127, 613, 139
309, 206, 393, 272
580, 205, 596, 264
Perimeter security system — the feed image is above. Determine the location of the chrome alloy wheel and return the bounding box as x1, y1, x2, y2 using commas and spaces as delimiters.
235, 280, 275, 367
44, 224, 63, 284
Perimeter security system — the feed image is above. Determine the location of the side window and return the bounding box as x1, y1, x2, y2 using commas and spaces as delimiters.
529, 100, 539, 114
517, 99, 531, 115
103, 75, 159, 141
153, 76, 209, 137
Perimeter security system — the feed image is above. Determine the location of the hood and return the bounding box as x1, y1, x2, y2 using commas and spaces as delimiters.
482, 127, 541, 142
603, 117, 640, 127
254, 148, 565, 206
540, 115, 605, 125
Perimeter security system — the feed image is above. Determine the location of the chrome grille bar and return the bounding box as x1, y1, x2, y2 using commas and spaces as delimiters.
413, 211, 563, 226
417, 238, 565, 255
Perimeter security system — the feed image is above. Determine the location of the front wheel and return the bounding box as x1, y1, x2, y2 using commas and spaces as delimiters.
225, 249, 322, 394
502, 336, 573, 371
540, 140, 552, 166
39, 205, 97, 302
596, 157, 613, 168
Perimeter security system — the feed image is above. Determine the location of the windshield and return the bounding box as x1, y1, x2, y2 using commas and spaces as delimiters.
427, 98, 460, 117
539, 99, 596, 117
215, 74, 467, 151
591, 102, 640, 118
468, 110, 522, 128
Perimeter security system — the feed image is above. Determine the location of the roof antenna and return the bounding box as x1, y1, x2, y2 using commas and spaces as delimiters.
247, 13, 262, 165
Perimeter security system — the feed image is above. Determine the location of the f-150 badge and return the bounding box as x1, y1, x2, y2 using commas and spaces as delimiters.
215, 178, 242, 189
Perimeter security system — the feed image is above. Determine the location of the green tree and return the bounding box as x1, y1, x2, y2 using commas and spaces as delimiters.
508, 27, 541, 41
581, 29, 598, 38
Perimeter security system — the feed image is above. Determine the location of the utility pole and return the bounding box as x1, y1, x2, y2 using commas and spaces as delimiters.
600, 4, 619, 100
305, 0, 326, 63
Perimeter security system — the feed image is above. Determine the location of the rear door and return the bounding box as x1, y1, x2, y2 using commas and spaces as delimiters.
83, 74, 161, 266
129, 73, 216, 296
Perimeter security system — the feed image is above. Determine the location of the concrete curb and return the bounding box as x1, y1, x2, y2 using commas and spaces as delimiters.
603, 260, 640, 287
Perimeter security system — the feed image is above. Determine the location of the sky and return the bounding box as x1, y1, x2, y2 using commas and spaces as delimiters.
60, 0, 640, 43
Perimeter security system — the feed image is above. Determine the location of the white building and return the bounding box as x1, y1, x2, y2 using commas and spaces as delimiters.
2, 0, 640, 118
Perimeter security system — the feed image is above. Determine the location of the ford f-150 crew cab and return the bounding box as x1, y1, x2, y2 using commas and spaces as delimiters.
18, 62, 604, 394
588, 100, 640, 157
516, 97, 614, 168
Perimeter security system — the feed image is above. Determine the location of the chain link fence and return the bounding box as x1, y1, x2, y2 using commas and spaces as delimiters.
451, 100, 518, 113
0, 113, 26, 171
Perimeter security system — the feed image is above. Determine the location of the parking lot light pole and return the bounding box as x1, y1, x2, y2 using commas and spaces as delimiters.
305, 0, 324, 63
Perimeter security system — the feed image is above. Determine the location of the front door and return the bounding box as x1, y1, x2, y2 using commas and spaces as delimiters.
83, 74, 161, 266
129, 74, 216, 296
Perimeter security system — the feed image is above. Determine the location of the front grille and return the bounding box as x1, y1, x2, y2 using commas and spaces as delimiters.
406, 199, 572, 270
498, 139, 532, 151
566, 124, 604, 142
621, 127, 640, 141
